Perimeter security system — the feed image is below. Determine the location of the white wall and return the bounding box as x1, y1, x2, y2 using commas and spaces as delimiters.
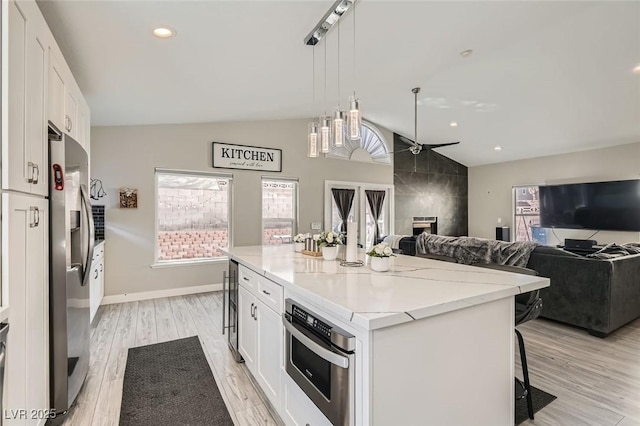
91, 119, 393, 297
469, 142, 640, 245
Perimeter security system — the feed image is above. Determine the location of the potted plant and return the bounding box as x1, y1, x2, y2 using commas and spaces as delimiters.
367, 242, 395, 272
293, 233, 307, 252
318, 231, 344, 260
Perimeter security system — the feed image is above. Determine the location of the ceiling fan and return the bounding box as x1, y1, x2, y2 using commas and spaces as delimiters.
392, 87, 460, 155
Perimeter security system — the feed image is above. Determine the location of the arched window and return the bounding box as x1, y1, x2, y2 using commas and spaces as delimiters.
327, 121, 391, 164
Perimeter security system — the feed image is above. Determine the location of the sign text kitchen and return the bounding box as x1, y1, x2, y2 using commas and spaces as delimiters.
212, 142, 282, 172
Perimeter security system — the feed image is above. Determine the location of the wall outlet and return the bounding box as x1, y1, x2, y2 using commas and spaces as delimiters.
311, 222, 322, 230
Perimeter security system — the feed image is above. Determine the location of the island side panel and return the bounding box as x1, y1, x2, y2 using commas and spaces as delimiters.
371, 297, 515, 426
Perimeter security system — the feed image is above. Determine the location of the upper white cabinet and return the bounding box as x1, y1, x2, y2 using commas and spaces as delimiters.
47, 36, 89, 152
47, 47, 66, 132
3, 0, 48, 196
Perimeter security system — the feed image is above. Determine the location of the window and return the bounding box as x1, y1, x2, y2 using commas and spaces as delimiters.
262, 177, 298, 245
155, 169, 232, 263
324, 181, 394, 250
327, 121, 391, 165
513, 185, 541, 242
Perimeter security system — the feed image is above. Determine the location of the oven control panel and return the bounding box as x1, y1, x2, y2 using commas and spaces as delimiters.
292, 305, 331, 340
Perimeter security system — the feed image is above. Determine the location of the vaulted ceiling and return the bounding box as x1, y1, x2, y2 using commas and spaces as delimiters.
38, 0, 640, 166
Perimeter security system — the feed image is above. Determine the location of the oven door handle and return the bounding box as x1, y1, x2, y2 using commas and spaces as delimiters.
282, 316, 349, 369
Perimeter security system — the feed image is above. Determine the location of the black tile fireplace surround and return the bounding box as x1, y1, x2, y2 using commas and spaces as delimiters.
393, 133, 468, 237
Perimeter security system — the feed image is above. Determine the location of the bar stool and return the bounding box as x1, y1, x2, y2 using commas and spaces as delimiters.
515, 289, 543, 419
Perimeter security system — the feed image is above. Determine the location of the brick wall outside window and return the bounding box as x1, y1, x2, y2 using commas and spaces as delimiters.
156, 173, 230, 261
262, 180, 297, 245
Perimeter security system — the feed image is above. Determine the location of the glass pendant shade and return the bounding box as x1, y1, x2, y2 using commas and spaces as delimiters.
348, 97, 361, 140
308, 122, 319, 158
333, 110, 345, 147
320, 116, 332, 153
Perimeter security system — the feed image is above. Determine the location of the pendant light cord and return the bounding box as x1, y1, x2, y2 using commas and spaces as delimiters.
312, 45, 316, 120
414, 90, 418, 142
324, 38, 327, 115
352, 0, 356, 97
337, 21, 340, 106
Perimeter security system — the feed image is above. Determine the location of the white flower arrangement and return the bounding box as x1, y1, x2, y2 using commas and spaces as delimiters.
293, 233, 307, 243
366, 242, 395, 258
318, 231, 344, 247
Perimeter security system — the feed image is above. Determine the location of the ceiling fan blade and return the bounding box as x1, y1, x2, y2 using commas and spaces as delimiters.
424, 141, 460, 149
389, 146, 413, 154
398, 135, 418, 147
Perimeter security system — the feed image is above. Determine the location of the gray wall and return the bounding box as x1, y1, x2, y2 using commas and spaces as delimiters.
469, 141, 640, 245
91, 119, 393, 297
393, 134, 468, 236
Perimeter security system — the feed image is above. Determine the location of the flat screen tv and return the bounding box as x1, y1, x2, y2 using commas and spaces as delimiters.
539, 179, 640, 232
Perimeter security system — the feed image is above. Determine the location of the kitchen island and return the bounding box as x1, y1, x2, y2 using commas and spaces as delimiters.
223, 245, 549, 426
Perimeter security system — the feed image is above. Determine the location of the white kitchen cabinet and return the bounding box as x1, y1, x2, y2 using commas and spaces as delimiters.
48, 47, 65, 131
282, 374, 332, 426
3, 0, 48, 196
77, 97, 91, 155
89, 241, 105, 323
64, 88, 78, 140
2, 193, 49, 426
238, 284, 257, 371
238, 267, 283, 411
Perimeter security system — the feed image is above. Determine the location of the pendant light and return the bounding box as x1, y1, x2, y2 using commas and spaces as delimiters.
332, 20, 345, 147
347, 0, 361, 141
307, 46, 319, 158
320, 39, 332, 153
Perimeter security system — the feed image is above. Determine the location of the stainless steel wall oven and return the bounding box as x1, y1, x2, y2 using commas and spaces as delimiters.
283, 299, 355, 426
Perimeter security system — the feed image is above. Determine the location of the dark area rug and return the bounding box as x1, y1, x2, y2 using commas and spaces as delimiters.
119, 336, 234, 426
515, 385, 557, 425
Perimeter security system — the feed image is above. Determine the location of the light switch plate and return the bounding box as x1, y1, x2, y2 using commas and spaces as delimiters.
311, 222, 322, 230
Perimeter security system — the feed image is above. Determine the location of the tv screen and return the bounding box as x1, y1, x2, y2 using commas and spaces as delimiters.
539, 179, 640, 232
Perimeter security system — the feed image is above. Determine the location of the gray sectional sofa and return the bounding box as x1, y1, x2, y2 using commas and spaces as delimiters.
527, 246, 640, 337
400, 235, 640, 337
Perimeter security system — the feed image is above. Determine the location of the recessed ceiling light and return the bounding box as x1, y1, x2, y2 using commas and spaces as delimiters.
460, 49, 473, 58
450, 121, 458, 127
494, 145, 502, 151
634, 65, 640, 74
153, 27, 175, 38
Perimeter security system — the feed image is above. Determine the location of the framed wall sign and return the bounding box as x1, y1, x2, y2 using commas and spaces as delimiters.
212, 142, 282, 172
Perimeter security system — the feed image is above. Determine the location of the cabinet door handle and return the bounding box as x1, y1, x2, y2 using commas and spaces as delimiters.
243, 277, 249, 281
250, 303, 255, 319
32, 163, 39, 184
65, 115, 71, 132
94, 269, 98, 279
27, 162, 34, 183
29, 206, 39, 228
262, 290, 271, 296
253, 305, 257, 321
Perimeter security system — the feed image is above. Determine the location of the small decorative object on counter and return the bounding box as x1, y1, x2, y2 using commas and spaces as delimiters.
293, 233, 307, 252
367, 242, 395, 272
318, 231, 344, 261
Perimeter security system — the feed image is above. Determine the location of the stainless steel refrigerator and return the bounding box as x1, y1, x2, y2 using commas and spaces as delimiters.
48, 122, 94, 423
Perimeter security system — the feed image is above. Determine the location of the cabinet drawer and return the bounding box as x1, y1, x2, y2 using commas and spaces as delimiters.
239, 265, 261, 293
257, 278, 283, 314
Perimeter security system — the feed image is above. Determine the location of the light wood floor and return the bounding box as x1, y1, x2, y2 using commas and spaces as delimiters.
64, 292, 640, 426
62, 292, 282, 426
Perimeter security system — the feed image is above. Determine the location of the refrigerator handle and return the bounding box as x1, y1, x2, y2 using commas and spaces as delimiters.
80, 184, 95, 287
222, 271, 227, 335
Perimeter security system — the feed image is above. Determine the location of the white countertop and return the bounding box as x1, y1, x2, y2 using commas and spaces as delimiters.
223, 245, 549, 331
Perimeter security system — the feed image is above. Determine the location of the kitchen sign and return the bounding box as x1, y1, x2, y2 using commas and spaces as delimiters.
212, 142, 282, 172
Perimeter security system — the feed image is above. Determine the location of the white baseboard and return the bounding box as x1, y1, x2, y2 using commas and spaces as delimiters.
101, 283, 223, 305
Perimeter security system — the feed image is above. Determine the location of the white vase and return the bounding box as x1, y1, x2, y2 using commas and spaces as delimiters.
294, 242, 304, 252
322, 245, 339, 261
370, 256, 390, 272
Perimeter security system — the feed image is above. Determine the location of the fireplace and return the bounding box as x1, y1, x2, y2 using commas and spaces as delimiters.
412, 216, 437, 236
